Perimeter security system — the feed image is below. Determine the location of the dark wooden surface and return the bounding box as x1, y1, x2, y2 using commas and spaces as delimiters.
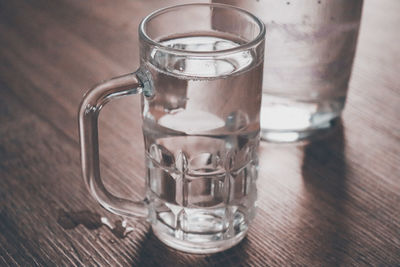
0, 0, 399, 266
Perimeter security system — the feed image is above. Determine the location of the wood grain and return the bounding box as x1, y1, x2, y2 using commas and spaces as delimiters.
0, 0, 399, 266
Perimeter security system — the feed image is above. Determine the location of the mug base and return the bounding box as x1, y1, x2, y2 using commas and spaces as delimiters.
152, 226, 248, 254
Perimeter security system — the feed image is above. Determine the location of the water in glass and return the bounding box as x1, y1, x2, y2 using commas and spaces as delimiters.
142, 34, 262, 252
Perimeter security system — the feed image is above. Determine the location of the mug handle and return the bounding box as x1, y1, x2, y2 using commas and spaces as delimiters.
78, 71, 151, 218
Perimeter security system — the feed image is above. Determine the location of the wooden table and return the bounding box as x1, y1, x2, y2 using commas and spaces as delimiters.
0, 0, 399, 266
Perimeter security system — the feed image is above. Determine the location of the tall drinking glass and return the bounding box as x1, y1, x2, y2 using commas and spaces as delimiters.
214, 0, 363, 142
78, 4, 265, 253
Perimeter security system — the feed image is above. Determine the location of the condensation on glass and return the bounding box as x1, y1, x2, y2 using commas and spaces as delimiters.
214, 0, 363, 142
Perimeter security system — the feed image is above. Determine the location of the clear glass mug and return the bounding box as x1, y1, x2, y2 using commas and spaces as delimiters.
214, 0, 363, 142
78, 4, 265, 254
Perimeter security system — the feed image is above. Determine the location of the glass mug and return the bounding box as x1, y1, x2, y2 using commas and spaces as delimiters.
78, 4, 265, 254
214, 0, 363, 142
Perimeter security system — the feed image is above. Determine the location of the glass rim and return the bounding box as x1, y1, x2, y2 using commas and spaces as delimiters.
138, 3, 266, 57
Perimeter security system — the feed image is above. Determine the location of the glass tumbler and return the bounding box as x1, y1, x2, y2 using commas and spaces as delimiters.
214, 0, 363, 142
78, 4, 265, 254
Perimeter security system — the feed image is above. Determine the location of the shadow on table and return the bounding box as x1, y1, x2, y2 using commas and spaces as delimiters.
134, 231, 250, 267
299, 120, 350, 264
57, 209, 135, 238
